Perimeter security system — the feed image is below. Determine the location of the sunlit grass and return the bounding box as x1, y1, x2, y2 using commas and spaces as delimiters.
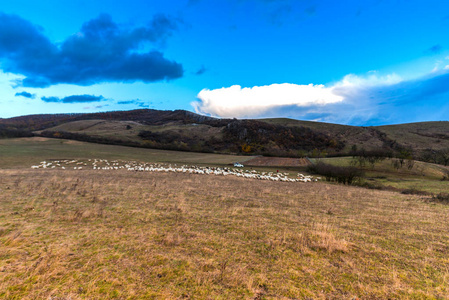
1, 169, 448, 299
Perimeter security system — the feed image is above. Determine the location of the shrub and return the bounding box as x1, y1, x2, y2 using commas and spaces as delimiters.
441, 170, 449, 181
0, 125, 34, 138
401, 188, 429, 196
351, 149, 392, 168
307, 162, 364, 185
431, 193, 449, 203
354, 181, 387, 190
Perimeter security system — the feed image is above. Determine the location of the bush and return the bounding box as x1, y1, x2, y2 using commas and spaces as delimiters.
354, 181, 387, 190
431, 193, 449, 203
351, 149, 392, 168
307, 162, 364, 185
0, 125, 34, 139
401, 188, 429, 196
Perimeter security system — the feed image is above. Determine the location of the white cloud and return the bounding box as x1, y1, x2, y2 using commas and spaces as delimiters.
334, 73, 402, 88
192, 83, 343, 118
192, 73, 403, 121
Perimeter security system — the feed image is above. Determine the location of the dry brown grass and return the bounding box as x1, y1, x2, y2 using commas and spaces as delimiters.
1, 169, 449, 299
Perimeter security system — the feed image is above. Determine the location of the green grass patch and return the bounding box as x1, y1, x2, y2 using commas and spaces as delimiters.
0, 137, 255, 169
312, 156, 449, 194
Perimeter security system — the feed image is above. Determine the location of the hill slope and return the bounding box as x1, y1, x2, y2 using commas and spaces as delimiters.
263, 118, 449, 158
1, 109, 449, 161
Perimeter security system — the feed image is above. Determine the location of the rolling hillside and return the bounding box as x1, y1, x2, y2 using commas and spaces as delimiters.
1, 109, 449, 161
263, 118, 449, 153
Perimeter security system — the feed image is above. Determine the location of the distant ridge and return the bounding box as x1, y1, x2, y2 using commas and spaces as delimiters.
1, 109, 449, 164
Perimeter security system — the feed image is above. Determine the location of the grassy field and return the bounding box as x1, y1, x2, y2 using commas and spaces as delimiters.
0, 137, 255, 169
0, 137, 312, 177
1, 137, 449, 298
1, 169, 448, 299
313, 157, 449, 194
1, 136, 447, 193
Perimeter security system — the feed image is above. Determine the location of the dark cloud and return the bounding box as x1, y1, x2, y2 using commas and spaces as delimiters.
117, 99, 148, 107
426, 44, 442, 54
41, 94, 104, 103
41, 96, 59, 103
62, 95, 105, 103
117, 100, 136, 105
15, 91, 35, 98
82, 104, 109, 110
380, 72, 449, 105
0, 12, 183, 87
194, 65, 207, 75
331, 71, 449, 125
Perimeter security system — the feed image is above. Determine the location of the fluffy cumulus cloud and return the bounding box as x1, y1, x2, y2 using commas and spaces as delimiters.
41, 95, 104, 103
193, 71, 449, 125
193, 83, 343, 118
0, 13, 183, 87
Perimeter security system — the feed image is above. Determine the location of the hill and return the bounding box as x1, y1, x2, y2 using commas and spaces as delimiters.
1, 109, 449, 163
263, 118, 449, 152
0, 109, 346, 157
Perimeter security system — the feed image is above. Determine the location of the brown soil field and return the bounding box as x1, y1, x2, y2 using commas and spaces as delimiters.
244, 156, 312, 167
1, 169, 448, 299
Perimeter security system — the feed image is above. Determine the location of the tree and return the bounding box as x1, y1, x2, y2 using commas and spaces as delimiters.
437, 149, 449, 166
397, 149, 413, 168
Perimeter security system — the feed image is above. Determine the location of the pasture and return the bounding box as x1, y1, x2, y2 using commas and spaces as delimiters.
314, 157, 449, 194
0, 137, 448, 298
0, 137, 255, 169
1, 169, 449, 299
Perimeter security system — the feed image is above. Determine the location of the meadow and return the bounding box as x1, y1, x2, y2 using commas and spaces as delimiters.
0, 137, 255, 169
314, 157, 449, 194
0, 138, 449, 299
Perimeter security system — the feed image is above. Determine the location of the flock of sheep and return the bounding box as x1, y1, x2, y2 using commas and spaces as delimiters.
31, 159, 318, 183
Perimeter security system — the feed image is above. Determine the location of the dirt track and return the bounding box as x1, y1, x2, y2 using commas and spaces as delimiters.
243, 156, 312, 167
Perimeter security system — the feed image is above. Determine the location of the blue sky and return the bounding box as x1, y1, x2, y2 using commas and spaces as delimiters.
1, 0, 449, 125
